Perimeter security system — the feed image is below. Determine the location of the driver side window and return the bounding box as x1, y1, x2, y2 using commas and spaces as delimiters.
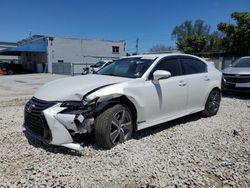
149, 58, 182, 79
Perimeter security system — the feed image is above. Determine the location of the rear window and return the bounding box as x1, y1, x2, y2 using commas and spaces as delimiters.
181, 58, 207, 74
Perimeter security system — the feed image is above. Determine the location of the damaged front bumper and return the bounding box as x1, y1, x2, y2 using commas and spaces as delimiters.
23, 97, 96, 151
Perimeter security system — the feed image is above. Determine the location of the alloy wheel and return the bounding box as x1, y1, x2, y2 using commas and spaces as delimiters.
110, 109, 133, 144
208, 90, 220, 113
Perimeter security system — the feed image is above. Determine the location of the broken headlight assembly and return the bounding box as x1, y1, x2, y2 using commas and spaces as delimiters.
56, 97, 99, 135
60, 97, 99, 115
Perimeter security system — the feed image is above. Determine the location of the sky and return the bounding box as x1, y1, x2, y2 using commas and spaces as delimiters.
0, 0, 249, 53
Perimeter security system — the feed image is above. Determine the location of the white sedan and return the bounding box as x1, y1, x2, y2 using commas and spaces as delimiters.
90, 60, 113, 73
23, 53, 222, 150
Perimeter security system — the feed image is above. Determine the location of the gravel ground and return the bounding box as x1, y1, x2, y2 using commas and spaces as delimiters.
0, 74, 249, 188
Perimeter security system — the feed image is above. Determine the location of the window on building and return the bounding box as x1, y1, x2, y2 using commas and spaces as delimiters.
112, 46, 120, 53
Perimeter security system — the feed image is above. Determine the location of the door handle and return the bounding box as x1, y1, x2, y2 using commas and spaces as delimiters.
204, 76, 210, 81
179, 80, 187, 86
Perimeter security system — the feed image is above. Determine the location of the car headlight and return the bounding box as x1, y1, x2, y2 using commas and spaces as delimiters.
60, 97, 99, 114
61, 97, 99, 107
222, 74, 226, 82
60, 100, 87, 108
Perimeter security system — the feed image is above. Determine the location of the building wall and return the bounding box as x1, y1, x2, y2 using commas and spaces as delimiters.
47, 37, 126, 72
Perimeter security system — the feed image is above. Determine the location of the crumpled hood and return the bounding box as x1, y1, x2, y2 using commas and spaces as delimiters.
34, 74, 131, 101
222, 67, 250, 75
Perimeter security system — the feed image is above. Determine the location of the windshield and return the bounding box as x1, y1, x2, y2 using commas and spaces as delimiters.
232, 58, 250, 68
98, 57, 154, 78
93, 61, 105, 67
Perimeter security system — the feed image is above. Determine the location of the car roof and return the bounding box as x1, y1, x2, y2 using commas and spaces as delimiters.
96, 60, 113, 63
123, 53, 204, 61
239, 56, 250, 59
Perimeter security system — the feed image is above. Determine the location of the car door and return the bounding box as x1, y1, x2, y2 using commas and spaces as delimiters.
140, 57, 188, 124
180, 57, 209, 112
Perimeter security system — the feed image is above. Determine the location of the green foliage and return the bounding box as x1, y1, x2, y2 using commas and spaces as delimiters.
205, 31, 224, 53
172, 20, 220, 54
177, 35, 207, 54
217, 12, 250, 56
172, 20, 210, 41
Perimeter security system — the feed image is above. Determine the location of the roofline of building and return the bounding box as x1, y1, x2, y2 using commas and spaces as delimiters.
45, 35, 126, 43
18, 34, 126, 44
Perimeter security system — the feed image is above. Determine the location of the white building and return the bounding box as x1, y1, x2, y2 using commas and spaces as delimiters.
0, 35, 126, 73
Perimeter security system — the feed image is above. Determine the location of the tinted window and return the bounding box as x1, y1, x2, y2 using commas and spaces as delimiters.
181, 58, 207, 74
149, 58, 182, 79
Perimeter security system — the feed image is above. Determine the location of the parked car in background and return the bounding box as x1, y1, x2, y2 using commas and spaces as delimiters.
23, 53, 222, 150
81, 60, 113, 75
222, 56, 250, 93
0, 62, 24, 75
90, 60, 113, 73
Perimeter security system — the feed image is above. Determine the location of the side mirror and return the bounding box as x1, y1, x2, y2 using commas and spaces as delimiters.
153, 70, 171, 83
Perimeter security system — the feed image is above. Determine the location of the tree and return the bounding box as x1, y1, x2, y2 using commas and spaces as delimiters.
172, 20, 210, 41
206, 31, 224, 52
217, 12, 250, 56
177, 35, 208, 54
171, 20, 219, 54
149, 44, 175, 52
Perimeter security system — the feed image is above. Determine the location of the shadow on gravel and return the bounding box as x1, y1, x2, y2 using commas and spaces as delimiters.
24, 132, 97, 156
222, 92, 250, 100
133, 112, 203, 140
24, 113, 205, 154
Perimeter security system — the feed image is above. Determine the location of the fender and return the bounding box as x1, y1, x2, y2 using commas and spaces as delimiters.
93, 94, 143, 130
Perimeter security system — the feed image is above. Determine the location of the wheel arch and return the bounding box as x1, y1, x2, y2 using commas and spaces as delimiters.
94, 94, 138, 131
204, 86, 221, 107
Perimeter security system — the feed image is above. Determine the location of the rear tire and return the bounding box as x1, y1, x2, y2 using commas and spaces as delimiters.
202, 89, 221, 117
95, 104, 133, 149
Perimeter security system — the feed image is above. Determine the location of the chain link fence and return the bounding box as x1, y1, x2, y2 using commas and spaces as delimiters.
52, 62, 92, 76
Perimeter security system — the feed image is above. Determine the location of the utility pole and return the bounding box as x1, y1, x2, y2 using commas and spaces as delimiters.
29, 30, 32, 38
136, 37, 139, 55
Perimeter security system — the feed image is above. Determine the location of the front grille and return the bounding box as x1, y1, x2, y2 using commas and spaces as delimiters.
24, 97, 56, 139
223, 74, 250, 83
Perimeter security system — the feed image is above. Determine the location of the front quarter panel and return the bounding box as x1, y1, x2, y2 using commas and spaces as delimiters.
88, 79, 147, 123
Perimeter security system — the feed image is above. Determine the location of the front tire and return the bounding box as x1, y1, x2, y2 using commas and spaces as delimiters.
95, 104, 133, 149
202, 89, 221, 116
